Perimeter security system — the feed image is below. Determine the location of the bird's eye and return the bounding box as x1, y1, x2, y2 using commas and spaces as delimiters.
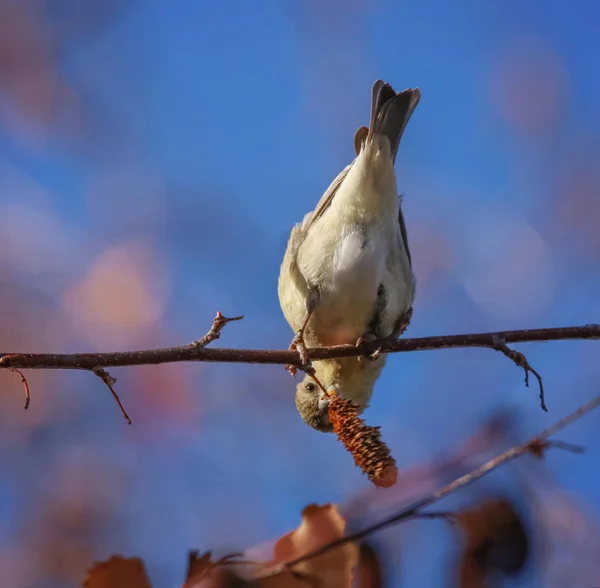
305, 382, 317, 392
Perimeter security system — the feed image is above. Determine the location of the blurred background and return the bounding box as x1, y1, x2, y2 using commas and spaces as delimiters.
0, 0, 599, 586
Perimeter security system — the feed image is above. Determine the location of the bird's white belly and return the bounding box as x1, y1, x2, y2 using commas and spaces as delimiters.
311, 223, 388, 345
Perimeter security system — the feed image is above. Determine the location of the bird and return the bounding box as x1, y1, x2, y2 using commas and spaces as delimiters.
278, 79, 420, 432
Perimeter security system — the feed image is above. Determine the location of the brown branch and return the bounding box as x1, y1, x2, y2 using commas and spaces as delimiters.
9, 367, 30, 409
190, 311, 244, 347
0, 323, 596, 371
257, 392, 600, 580
0, 312, 242, 423
491, 335, 547, 411
93, 368, 131, 425
0, 321, 596, 414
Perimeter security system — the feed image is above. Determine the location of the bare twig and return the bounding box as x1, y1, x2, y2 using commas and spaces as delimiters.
183, 550, 259, 587
256, 393, 600, 580
526, 437, 586, 458
190, 311, 244, 347
412, 511, 457, 524
544, 440, 585, 454
1, 354, 31, 409
10, 367, 30, 409
492, 335, 546, 411
0, 320, 597, 415
0, 311, 245, 425
93, 368, 131, 425
0, 322, 596, 416
0, 324, 596, 372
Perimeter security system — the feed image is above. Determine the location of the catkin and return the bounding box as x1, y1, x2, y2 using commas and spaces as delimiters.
328, 395, 397, 488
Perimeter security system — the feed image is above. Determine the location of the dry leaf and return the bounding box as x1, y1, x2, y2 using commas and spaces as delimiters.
184, 567, 250, 588
184, 551, 251, 587
259, 503, 358, 588
84, 556, 152, 588
355, 543, 384, 588
456, 498, 529, 588
186, 551, 214, 581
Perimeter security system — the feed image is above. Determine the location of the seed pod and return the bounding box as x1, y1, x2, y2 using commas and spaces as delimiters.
328, 395, 397, 488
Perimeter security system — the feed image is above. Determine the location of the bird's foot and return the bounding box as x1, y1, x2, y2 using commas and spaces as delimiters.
355, 332, 382, 362
286, 329, 311, 376
372, 308, 414, 348
392, 307, 413, 338
355, 332, 377, 347
355, 308, 414, 362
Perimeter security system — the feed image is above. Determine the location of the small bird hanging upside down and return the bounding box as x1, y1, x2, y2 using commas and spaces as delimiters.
278, 79, 420, 432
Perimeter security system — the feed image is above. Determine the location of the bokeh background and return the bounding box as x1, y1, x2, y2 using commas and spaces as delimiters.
0, 0, 599, 586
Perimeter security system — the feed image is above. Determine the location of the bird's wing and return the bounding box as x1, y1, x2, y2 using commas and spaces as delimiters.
304, 161, 412, 268
281, 222, 309, 293
303, 162, 354, 230
278, 222, 313, 330
398, 199, 412, 268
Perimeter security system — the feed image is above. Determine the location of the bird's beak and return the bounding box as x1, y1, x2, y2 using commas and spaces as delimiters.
317, 391, 332, 428
318, 393, 331, 412
326, 385, 338, 397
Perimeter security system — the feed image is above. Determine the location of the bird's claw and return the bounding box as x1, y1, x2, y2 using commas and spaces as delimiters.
394, 307, 413, 338
294, 339, 310, 367
367, 347, 383, 361
356, 332, 382, 362
355, 332, 377, 347
356, 310, 413, 362
286, 330, 311, 376
359, 308, 414, 362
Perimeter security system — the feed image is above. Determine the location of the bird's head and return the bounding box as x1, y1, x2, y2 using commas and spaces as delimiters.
294, 358, 384, 432
295, 374, 335, 433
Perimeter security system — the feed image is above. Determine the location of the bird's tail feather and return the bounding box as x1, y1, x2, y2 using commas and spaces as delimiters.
366, 80, 420, 163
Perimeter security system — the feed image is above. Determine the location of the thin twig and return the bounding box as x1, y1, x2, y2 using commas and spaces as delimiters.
256, 393, 600, 580
93, 368, 131, 425
190, 311, 244, 347
491, 335, 547, 411
1, 354, 32, 409
527, 437, 586, 458
9, 367, 30, 409
298, 363, 331, 399
0, 324, 596, 371
0, 312, 244, 425
412, 511, 457, 524
1, 322, 597, 416
544, 440, 585, 454
183, 550, 259, 587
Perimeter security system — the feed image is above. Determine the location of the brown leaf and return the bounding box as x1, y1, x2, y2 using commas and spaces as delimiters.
83, 556, 152, 588
185, 567, 251, 588
260, 503, 358, 588
184, 551, 252, 587
186, 551, 214, 581
456, 498, 529, 588
355, 543, 384, 588
181, 507, 360, 587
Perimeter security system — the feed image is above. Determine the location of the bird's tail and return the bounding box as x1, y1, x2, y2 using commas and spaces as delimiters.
360, 80, 421, 164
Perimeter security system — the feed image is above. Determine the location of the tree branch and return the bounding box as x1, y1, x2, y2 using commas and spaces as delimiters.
0, 322, 597, 370
93, 367, 131, 425
491, 335, 547, 411
0, 320, 600, 412
257, 392, 600, 580
0, 317, 597, 413
7, 367, 30, 409
0, 312, 243, 418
